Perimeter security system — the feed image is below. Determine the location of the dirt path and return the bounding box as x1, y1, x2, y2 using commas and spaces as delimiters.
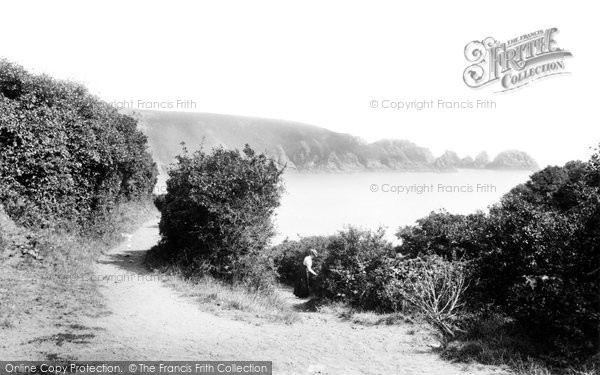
65, 219, 508, 375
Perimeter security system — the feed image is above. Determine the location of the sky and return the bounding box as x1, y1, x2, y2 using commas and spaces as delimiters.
0, 0, 597, 167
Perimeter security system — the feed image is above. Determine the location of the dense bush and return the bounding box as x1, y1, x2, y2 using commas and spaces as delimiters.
396, 210, 487, 260
155, 145, 284, 291
482, 159, 599, 358
271, 227, 469, 320
396, 148, 600, 359
399, 256, 469, 345
271, 235, 332, 283
317, 227, 397, 310
0, 59, 157, 231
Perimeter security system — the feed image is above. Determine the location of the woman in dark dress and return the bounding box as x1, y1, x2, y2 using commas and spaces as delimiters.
294, 249, 318, 298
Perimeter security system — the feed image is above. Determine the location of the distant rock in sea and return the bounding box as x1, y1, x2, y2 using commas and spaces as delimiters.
129, 110, 539, 173
473, 151, 491, 168
454, 151, 491, 169
486, 150, 540, 171
433, 151, 461, 169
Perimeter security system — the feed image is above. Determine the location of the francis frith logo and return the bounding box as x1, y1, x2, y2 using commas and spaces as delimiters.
463, 28, 572, 92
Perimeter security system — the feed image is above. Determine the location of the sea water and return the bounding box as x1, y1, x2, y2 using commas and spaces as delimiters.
273, 170, 532, 244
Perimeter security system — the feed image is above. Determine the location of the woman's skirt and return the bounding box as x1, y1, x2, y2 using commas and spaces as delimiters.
293, 267, 310, 298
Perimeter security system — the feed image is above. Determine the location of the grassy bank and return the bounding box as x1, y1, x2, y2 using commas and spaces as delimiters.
312, 299, 599, 375
441, 316, 600, 375
143, 249, 300, 325
0, 202, 158, 359
312, 300, 417, 326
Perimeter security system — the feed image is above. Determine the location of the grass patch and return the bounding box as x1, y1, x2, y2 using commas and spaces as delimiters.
310, 299, 417, 326
307, 299, 600, 374
144, 255, 300, 325
442, 314, 600, 375
0, 201, 157, 355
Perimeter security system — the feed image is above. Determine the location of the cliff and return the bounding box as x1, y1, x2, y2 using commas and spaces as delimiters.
131, 110, 538, 173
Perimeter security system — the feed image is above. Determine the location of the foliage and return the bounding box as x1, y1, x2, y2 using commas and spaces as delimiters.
400, 256, 468, 346
0, 59, 157, 231
317, 227, 397, 310
476, 156, 599, 358
153, 193, 167, 212
396, 147, 600, 360
231, 251, 280, 294
272, 228, 471, 324
396, 210, 487, 260
155, 144, 284, 291
270, 235, 332, 283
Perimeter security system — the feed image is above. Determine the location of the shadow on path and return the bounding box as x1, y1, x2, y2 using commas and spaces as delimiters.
97, 248, 152, 275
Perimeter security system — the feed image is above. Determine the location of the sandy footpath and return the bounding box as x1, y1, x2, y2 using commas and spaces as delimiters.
9, 219, 510, 375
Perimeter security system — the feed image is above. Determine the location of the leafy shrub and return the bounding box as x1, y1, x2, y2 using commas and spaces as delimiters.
270, 235, 332, 283
477, 158, 599, 358
396, 147, 600, 360
396, 210, 487, 260
155, 144, 284, 291
153, 193, 167, 212
231, 251, 279, 294
316, 227, 398, 310
0, 59, 157, 232
272, 228, 471, 327
400, 256, 469, 346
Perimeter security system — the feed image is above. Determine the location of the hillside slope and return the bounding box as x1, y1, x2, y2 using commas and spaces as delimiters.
131, 110, 538, 174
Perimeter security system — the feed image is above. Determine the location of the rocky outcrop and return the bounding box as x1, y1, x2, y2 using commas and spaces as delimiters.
473, 151, 490, 168
486, 150, 539, 171
131, 110, 538, 173
434, 151, 462, 169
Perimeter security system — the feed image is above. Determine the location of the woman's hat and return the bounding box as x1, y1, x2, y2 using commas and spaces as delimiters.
310, 249, 318, 257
